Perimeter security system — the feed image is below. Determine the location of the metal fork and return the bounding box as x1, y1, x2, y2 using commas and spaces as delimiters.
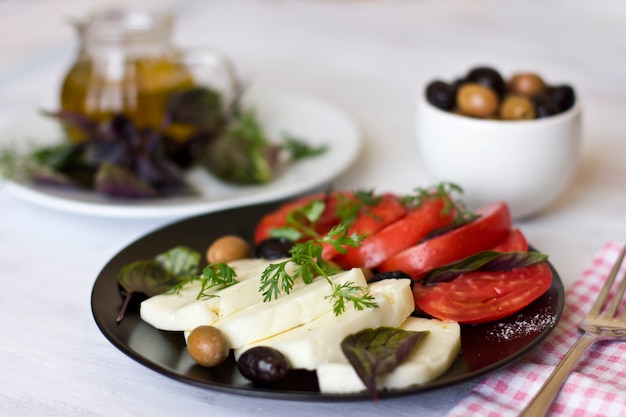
519, 244, 626, 417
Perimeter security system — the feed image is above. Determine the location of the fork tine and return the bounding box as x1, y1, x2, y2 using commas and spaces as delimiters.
606, 269, 626, 317
588, 245, 626, 316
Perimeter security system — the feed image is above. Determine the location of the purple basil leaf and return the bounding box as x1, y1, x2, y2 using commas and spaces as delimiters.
116, 260, 175, 323
341, 327, 427, 401
108, 114, 138, 141
133, 153, 186, 188
94, 162, 158, 198
83, 139, 131, 167
421, 251, 549, 286
31, 167, 78, 188
42, 110, 99, 135
115, 246, 201, 323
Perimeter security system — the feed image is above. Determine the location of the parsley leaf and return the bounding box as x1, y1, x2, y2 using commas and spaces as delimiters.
270, 199, 326, 241
327, 281, 377, 315
260, 224, 377, 315
197, 263, 239, 299
402, 182, 476, 234
335, 189, 381, 225
168, 262, 239, 300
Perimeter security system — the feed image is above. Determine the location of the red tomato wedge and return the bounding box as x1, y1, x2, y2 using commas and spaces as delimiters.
377, 201, 512, 279
254, 191, 354, 244
491, 228, 528, 252
413, 262, 553, 324
333, 198, 455, 269
321, 193, 407, 260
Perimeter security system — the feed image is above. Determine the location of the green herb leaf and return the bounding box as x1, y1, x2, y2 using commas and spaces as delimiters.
196, 263, 239, 300
203, 109, 279, 184
165, 86, 224, 133
116, 260, 185, 323
335, 189, 381, 225
402, 182, 464, 211
116, 246, 203, 323
155, 245, 201, 276
268, 226, 303, 242
95, 162, 159, 198
260, 224, 376, 315
327, 281, 378, 315
270, 199, 327, 241
341, 327, 428, 401
421, 250, 549, 286
259, 261, 296, 301
282, 134, 328, 162
402, 182, 478, 239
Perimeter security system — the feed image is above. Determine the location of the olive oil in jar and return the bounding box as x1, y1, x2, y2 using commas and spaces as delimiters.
60, 9, 195, 141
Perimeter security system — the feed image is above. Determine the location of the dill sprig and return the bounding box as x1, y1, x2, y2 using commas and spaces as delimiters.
260, 224, 377, 315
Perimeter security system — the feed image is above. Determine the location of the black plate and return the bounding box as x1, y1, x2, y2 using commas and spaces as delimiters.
91, 201, 565, 401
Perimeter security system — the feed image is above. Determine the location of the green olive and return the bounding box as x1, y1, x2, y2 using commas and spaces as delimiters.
206, 235, 251, 264
499, 95, 536, 120
456, 83, 499, 118
509, 73, 546, 97
187, 325, 230, 367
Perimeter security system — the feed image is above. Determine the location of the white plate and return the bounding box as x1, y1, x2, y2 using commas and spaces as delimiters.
0, 84, 361, 218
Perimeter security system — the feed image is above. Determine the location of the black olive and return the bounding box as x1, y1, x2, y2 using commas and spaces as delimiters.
255, 237, 293, 260
451, 77, 466, 93
545, 85, 575, 113
465, 66, 506, 98
237, 346, 289, 384
425, 80, 456, 110
369, 270, 414, 289
532, 94, 560, 118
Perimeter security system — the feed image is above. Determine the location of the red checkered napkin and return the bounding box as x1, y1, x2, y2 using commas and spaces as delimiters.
446, 241, 626, 417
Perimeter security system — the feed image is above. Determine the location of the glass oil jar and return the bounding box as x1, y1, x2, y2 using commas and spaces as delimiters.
60, 9, 195, 140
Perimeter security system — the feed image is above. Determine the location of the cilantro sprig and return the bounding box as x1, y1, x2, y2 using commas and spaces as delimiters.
260, 224, 378, 315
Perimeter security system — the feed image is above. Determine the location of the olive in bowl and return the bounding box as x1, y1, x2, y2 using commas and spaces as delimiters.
426, 66, 576, 120
416, 67, 581, 219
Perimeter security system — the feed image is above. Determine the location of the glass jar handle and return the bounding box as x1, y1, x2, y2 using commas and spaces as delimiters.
177, 47, 241, 109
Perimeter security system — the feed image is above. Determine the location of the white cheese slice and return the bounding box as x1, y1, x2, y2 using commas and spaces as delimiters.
140, 258, 293, 331
233, 279, 415, 370
316, 317, 461, 394
214, 268, 369, 349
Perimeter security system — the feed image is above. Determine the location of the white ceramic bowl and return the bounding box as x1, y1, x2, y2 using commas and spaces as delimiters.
415, 88, 582, 219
